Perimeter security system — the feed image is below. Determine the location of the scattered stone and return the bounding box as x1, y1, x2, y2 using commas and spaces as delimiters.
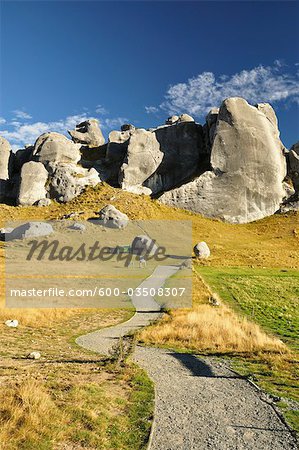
68, 222, 86, 232
209, 293, 221, 306
17, 161, 48, 206
97, 204, 129, 229
7, 222, 54, 241
68, 119, 105, 148
131, 235, 158, 256
5, 319, 18, 328
33, 132, 81, 164
27, 351, 41, 360
194, 242, 210, 259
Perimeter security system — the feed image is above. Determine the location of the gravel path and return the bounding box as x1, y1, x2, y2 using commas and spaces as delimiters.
77, 265, 298, 450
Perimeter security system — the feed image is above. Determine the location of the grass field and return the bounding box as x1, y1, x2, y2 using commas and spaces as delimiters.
0, 183, 299, 445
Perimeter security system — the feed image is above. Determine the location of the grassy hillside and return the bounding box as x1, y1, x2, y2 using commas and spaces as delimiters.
0, 182, 298, 444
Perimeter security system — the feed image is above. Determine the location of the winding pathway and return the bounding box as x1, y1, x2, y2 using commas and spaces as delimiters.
76, 265, 298, 450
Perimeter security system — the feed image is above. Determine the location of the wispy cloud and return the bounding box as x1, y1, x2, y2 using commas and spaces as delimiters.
145, 106, 159, 114
146, 62, 299, 118
0, 108, 128, 150
95, 104, 108, 115
12, 110, 32, 120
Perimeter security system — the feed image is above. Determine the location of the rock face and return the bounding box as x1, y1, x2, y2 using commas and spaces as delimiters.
119, 129, 163, 194
159, 98, 287, 224
33, 132, 81, 164
193, 242, 210, 259
68, 119, 105, 148
97, 204, 129, 229
48, 163, 101, 203
18, 161, 48, 206
287, 142, 299, 193
0, 137, 11, 200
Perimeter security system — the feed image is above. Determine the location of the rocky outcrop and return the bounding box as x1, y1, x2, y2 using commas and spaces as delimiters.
119, 129, 163, 194
287, 142, 299, 193
18, 161, 48, 206
33, 132, 81, 164
68, 119, 105, 148
47, 163, 100, 203
0, 136, 11, 200
159, 98, 287, 224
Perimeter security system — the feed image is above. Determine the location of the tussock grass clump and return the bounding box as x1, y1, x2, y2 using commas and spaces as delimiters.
139, 304, 287, 354
0, 379, 62, 450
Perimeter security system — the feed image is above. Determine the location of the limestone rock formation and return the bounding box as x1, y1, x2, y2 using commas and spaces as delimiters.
0, 136, 11, 200
159, 98, 287, 224
68, 119, 105, 148
33, 132, 81, 164
97, 204, 129, 229
18, 161, 48, 206
48, 163, 101, 203
287, 142, 299, 193
119, 129, 163, 194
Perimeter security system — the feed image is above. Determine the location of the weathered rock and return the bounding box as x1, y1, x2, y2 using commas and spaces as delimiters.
68, 119, 105, 148
165, 115, 179, 125
159, 98, 287, 224
7, 222, 54, 241
287, 142, 299, 193
121, 124, 135, 132
33, 132, 81, 164
131, 235, 158, 256
144, 121, 207, 194
35, 198, 51, 207
68, 222, 86, 232
5, 319, 18, 328
27, 352, 41, 360
13, 146, 34, 173
48, 163, 101, 203
193, 242, 210, 259
0, 136, 11, 200
102, 129, 134, 185
178, 113, 195, 123
0, 136, 11, 180
119, 129, 163, 194
97, 204, 128, 229
18, 161, 48, 206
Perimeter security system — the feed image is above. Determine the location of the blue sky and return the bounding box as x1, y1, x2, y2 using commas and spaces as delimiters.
0, 0, 298, 150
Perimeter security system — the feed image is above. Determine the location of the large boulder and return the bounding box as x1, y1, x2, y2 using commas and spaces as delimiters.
33, 132, 81, 164
7, 222, 54, 241
96, 204, 129, 229
48, 163, 101, 202
193, 242, 210, 259
131, 235, 158, 256
68, 119, 105, 148
0, 136, 11, 200
159, 98, 287, 224
119, 129, 163, 194
18, 161, 48, 206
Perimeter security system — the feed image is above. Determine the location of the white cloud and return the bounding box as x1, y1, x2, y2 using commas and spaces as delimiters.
145, 106, 159, 114
12, 110, 32, 120
95, 104, 108, 115
157, 62, 299, 117
0, 117, 6, 125
0, 111, 129, 150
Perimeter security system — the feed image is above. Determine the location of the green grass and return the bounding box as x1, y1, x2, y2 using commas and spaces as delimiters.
198, 267, 299, 349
